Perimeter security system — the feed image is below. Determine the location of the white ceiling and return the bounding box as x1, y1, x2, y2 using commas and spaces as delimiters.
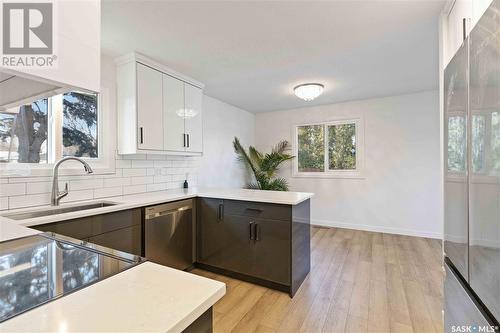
102, 0, 444, 113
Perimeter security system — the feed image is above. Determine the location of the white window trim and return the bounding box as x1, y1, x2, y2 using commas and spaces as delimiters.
0, 87, 115, 177
292, 118, 365, 179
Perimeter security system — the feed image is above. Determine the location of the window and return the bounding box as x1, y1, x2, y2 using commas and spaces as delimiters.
328, 123, 356, 170
297, 125, 324, 172
0, 91, 98, 164
62, 92, 98, 158
0, 99, 49, 163
294, 119, 363, 178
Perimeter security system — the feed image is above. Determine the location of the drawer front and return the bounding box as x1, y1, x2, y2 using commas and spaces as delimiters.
223, 199, 291, 221
88, 225, 142, 256
91, 209, 141, 235
34, 209, 141, 240
35, 216, 93, 240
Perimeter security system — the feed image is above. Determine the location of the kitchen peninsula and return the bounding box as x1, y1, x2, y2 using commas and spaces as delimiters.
0, 188, 313, 332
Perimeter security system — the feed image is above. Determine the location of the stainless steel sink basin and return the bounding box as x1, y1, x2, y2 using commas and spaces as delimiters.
2, 201, 118, 220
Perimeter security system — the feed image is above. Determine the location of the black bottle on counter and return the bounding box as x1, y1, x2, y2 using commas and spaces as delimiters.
183, 179, 189, 188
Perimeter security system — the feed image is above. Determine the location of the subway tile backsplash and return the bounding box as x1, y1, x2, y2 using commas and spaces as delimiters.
0, 154, 199, 210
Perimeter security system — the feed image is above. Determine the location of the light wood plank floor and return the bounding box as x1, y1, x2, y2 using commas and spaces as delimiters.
191, 227, 443, 333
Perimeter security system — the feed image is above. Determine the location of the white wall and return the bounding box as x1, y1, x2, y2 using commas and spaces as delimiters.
198, 96, 255, 188
255, 90, 442, 238
0, 55, 255, 210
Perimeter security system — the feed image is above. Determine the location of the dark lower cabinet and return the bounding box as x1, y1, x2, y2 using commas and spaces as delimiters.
34, 209, 142, 256
88, 224, 142, 256
33, 197, 311, 299
183, 307, 213, 333
35, 215, 93, 240
252, 217, 290, 285
196, 198, 227, 267
209, 214, 254, 276
196, 198, 310, 297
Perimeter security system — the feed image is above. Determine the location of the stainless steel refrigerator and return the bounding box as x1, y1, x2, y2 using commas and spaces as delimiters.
444, 1, 500, 332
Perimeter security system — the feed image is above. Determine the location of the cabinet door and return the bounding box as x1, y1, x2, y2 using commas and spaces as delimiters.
219, 215, 254, 276
184, 83, 203, 153
88, 225, 142, 256
136, 63, 163, 150
447, 0, 472, 62
163, 74, 186, 151
253, 218, 290, 285
197, 199, 253, 275
197, 198, 226, 266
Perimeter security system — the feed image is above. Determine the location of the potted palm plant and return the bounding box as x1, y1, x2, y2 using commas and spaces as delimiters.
233, 137, 294, 191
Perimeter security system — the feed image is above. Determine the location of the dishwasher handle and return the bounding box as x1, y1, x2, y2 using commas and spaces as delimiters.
145, 206, 190, 220
144, 200, 193, 220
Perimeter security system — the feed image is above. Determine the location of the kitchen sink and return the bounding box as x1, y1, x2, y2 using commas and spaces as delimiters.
1, 201, 118, 221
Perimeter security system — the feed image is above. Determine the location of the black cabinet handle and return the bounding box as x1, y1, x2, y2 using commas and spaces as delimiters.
140, 127, 144, 144
187, 134, 190, 148
183, 134, 186, 147
249, 221, 255, 240
462, 18, 467, 41
254, 223, 260, 241
217, 203, 224, 221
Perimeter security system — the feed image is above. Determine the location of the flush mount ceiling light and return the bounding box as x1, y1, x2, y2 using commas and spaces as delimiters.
293, 83, 324, 101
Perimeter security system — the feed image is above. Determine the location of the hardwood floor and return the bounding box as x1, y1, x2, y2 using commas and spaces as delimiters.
191, 227, 444, 333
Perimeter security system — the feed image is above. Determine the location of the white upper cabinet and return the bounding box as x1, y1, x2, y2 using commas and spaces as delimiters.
446, 0, 472, 63
0, 0, 100, 92
116, 53, 204, 155
163, 74, 185, 152
184, 84, 203, 153
445, 0, 493, 65
137, 64, 164, 151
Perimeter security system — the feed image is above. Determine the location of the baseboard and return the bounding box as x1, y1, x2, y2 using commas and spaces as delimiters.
311, 219, 443, 239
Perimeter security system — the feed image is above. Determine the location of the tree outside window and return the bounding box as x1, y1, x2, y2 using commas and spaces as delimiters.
0, 91, 99, 164
295, 120, 361, 176
297, 125, 324, 172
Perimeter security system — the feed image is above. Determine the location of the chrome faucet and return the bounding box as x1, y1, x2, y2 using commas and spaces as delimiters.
51, 157, 94, 206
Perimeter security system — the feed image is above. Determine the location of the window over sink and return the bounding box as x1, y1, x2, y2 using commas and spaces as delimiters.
0, 91, 99, 164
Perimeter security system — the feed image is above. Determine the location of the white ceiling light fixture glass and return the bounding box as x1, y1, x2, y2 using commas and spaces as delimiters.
293, 83, 324, 101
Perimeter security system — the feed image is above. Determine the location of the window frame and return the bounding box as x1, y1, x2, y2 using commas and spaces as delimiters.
292, 118, 364, 179
0, 87, 115, 177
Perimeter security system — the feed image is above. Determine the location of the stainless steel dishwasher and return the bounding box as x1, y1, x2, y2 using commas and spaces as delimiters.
144, 199, 194, 270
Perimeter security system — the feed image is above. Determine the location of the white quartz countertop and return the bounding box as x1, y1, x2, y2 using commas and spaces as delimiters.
0, 262, 225, 333
197, 188, 313, 205
1, 187, 313, 227
0, 211, 226, 333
